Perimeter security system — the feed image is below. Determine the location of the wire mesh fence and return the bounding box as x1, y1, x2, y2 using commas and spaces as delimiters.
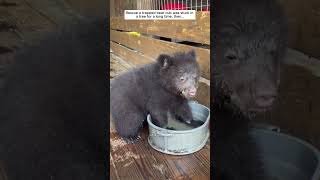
111, 0, 210, 17
137, 0, 210, 11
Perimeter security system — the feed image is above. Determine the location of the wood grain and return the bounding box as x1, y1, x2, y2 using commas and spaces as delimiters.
194, 80, 210, 108
110, 119, 210, 180
110, 12, 210, 45
110, 41, 154, 66
110, 30, 210, 79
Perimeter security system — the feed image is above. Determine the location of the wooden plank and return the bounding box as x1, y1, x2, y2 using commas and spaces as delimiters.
283, 48, 320, 77
110, 0, 115, 17
194, 80, 210, 108
110, 124, 210, 180
110, 12, 210, 44
110, 154, 121, 180
110, 52, 135, 78
110, 30, 210, 79
110, 41, 154, 66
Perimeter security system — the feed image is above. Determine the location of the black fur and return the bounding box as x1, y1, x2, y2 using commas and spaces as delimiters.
212, 0, 288, 179
0, 19, 107, 180
110, 50, 200, 141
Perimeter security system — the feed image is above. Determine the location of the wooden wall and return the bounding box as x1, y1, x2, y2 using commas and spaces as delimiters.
110, 0, 137, 17
278, 0, 320, 59
110, 12, 210, 107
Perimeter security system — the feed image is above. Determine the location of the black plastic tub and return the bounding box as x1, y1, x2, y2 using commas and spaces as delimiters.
251, 129, 320, 180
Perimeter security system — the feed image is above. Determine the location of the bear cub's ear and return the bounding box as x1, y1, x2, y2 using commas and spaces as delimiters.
157, 54, 172, 69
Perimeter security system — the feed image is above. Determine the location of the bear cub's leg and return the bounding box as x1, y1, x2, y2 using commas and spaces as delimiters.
173, 101, 193, 124
112, 106, 145, 143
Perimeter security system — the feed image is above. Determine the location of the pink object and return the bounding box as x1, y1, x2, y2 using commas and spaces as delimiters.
202, 7, 210, 11
161, 3, 187, 10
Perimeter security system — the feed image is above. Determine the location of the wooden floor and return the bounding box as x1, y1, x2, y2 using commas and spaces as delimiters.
110, 53, 211, 180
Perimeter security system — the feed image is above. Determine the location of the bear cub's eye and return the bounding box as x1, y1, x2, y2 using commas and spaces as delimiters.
225, 54, 238, 61
224, 50, 239, 64
180, 77, 185, 81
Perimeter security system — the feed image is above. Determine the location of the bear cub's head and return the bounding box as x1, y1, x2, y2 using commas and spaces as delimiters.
157, 50, 200, 99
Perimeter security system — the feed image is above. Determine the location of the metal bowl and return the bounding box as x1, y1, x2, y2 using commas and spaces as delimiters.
251, 128, 320, 180
147, 101, 210, 155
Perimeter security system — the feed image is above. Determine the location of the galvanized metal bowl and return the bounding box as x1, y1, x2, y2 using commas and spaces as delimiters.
147, 101, 210, 155
251, 128, 320, 180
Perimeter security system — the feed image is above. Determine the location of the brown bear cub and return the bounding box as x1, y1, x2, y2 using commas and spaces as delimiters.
110, 50, 200, 142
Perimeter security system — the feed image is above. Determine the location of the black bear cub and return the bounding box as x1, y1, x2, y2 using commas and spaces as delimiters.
0, 19, 106, 180
212, 0, 287, 179
110, 50, 200, 141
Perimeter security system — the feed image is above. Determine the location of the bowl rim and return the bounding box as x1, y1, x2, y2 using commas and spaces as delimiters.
147, 102, 210, 134
147, 131, 210, 155
251, 128, 320, 180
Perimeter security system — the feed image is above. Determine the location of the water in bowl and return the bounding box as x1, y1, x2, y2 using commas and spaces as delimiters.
165, 118, 204, 130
